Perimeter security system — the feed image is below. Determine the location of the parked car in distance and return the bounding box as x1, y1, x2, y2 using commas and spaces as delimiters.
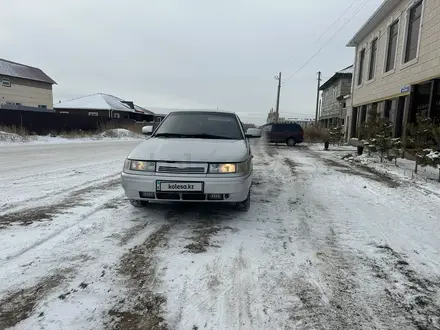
121, 110, 261, 211
260, 122, 304, 146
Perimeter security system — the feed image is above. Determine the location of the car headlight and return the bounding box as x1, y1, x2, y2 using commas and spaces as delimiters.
124, 159, 156, 172
209, 163, 236, 174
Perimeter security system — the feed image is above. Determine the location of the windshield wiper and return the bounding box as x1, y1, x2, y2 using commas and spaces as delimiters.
154, 133, 187, 138
155, 133, 234, 139
182, 133, 234, 139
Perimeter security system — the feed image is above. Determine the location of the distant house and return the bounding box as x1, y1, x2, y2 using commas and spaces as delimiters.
319, 65, 353, 128
287, 118, 314, 128
54, 93, 154, 122
0, 58, 56, 109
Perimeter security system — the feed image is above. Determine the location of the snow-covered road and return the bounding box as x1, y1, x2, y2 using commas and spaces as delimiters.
1, 141, 439, 330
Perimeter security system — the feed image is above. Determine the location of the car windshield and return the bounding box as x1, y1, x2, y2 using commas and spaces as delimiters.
154, 112, 244, 140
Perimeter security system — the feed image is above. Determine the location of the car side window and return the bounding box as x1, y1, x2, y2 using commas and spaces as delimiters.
262, 125, 272, 132
272, 124, 284, 132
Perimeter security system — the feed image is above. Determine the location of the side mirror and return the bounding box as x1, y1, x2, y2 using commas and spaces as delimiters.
142, 125, 153, 135
245, 128, 261, 138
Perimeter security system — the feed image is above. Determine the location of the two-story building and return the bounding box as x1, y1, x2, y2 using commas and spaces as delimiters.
0, 58, 56, 109
319, 65, 353, 129
346, 0, 440, 140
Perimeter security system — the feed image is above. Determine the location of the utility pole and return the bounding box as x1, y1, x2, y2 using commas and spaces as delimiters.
315, 71, 322, 126
275, 72, 282, 123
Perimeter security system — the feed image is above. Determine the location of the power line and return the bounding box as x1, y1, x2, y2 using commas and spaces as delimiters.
284, 0, 372, 83
287, 0, 361, 70
311, 0, 362, 47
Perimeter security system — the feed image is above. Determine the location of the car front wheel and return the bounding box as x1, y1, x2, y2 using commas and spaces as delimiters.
235, 190, 250, 211
286, 138, 296, 146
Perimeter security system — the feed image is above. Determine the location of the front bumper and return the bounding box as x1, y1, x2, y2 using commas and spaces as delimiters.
121, 172, 252, 202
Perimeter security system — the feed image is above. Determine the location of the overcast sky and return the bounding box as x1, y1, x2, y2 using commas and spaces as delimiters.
2, 0, 383, 124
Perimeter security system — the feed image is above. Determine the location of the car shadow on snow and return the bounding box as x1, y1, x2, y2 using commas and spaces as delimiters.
131, 201, 241, 254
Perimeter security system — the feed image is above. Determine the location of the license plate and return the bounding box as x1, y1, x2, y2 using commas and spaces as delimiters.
156, 181, 204, 192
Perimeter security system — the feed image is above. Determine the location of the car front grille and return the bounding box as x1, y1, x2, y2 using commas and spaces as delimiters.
156, 162, 207, 174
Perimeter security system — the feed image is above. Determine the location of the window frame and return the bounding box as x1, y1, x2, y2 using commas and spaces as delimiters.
384, 19, 400, 74
401, 0, 424, 68
368, 37, 379, 81
357, 48, 366, 85
1, 78, 11, 87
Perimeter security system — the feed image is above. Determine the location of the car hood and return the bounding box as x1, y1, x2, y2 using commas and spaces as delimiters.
128, 138, 249, 162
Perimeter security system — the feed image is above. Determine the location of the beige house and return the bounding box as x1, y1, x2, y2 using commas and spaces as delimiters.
0, 58, 56, 109
346, 0, 440, 140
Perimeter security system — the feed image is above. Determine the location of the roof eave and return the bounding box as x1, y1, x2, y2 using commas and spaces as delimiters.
319, 73, 352, 91
1, 73, 57, 85
346, 0, 400, 48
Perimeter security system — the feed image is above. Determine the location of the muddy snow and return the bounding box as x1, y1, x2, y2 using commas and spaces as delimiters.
1, 140, 439, 330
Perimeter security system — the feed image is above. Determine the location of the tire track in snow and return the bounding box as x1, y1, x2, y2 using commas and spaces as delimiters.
0, 172, 121, 213
0, 176, 121, 227
369, 244, 440, 329
0, 188, 124, 264
278, 147, 413, 329
148, 142, 283, 329
106, 222, 173, 330
0, 269, 71, 329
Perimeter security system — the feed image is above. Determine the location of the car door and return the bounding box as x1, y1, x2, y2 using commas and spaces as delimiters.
271, 124, 285, 143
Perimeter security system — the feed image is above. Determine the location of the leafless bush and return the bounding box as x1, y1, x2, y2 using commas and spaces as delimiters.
0, 125, 34, 142
303, 126, 329, 143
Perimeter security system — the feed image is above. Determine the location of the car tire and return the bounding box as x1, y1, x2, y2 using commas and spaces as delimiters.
130, 200, 149, 207
286, 138, 296, 146
235, 190, 250, 211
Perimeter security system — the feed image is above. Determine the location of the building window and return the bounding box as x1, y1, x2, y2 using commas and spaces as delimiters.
333, 86, 337, 99
114, 113, 120, 118
385, 20, 399, 72
88, 112, 98, 116
404, 1, 423, 63
38, 105, 47, 109
368, 38, 378, 80
1, 78, 11, 87
358, 49, 365, 85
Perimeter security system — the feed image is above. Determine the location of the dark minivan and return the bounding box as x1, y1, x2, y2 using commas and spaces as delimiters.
261, 122, 304, 146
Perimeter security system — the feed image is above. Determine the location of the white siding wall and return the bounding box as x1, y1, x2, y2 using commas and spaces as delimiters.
0, 76, 53, 109
352, 0, 440, 106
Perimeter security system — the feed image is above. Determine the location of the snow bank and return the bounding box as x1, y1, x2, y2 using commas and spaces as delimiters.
0, 131, 34, 143
342, 152, 440, 187
99, 128, 141, 139
0, 129, 143, 145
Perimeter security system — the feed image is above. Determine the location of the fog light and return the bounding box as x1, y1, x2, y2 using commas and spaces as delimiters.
208, 194, 223, 200
139, 192, 155, 198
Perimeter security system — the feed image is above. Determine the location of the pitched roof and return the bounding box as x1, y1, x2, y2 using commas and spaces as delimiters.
319, 65, 353, 91
347, 0, 400, 47
0, 58, 56, 84
54, 93, 154, 114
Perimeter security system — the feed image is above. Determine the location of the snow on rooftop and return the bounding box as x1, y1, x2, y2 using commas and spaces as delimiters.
54, 93, 153, 114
